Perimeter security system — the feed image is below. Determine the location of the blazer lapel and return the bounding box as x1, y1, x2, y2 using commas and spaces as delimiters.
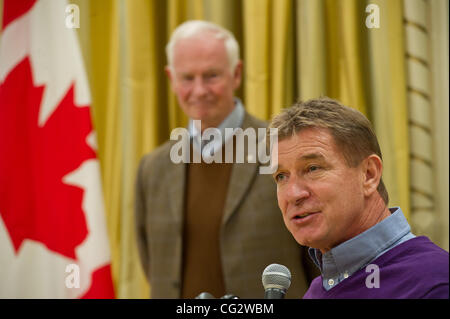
222, 160, 258, 226
167, 143, 186, 224
222, 113, 260, 226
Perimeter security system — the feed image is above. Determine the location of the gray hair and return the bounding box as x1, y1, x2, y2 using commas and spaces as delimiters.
165, 20, 240, 72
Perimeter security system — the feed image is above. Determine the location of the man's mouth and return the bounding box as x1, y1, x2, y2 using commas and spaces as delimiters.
292, 211, 319, 220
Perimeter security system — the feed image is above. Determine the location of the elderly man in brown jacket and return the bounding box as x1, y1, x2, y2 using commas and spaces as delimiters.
134, 20, 317, 299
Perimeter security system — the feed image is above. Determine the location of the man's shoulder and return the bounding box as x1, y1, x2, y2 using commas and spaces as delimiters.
242, 111, 268, 129
375, 237, 449, 293
386, 236, 448, 263
376, 237, 447, 269
138, 140, 177, 173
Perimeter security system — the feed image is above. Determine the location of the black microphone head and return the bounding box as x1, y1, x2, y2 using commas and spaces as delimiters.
195, 292, 215, 299
262, 263, 291, 291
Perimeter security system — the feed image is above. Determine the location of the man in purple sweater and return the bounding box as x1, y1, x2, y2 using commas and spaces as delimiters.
269, 97, 449, 299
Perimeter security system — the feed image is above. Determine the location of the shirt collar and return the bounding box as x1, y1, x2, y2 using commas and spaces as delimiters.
188, 97, 244, 153
308, 207, 412, 280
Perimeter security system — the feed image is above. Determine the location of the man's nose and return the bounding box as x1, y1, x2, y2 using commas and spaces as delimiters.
285, 177, 310, 205
191, 77, 208, 97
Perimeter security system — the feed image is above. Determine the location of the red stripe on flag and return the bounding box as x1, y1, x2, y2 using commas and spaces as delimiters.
2, 0, 37, 30
80, 264, 116, 299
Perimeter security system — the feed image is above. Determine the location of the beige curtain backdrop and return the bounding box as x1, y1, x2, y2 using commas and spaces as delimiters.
429, 0, 449, 252
401, 0, 449, 251
403, 0, 436, 243
1, 0, 447, 298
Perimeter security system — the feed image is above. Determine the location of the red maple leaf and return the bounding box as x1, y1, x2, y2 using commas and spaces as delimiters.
0, 57, 96, 260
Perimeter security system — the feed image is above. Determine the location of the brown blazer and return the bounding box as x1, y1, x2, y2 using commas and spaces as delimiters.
135, 112, 318, 298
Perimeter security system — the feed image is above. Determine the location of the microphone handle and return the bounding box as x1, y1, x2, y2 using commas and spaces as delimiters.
264, 288, 286, 299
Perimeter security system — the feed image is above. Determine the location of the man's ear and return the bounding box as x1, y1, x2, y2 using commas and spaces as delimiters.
165, 66, 176, 92
233, 60, 243, 90
165, 66, 173, 81
362, 154, 383, 197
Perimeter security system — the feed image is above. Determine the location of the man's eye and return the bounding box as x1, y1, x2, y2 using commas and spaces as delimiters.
205, 73, 218, 79
307, 165, 320, 172
274, 173, 287, 182
182, 75, 194, 82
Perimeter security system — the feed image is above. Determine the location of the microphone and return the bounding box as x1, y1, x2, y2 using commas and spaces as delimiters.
195, 292, 216, 299
195, 292, 240, 299
220, 294, 239, 299
262, 263, 291, 299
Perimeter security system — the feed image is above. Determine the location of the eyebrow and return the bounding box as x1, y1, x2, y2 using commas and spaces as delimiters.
273, 153, 326, 176
300, 153, 325, 161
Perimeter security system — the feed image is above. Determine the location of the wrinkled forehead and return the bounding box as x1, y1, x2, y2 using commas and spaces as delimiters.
277, 126, 338, 147
270, 126, 346, 163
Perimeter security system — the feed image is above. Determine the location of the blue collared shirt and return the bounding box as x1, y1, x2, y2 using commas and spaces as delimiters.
188, 97, 245, 159
308, 207, 416, 291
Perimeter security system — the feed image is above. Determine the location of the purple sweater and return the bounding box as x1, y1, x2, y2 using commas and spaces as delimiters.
303, 237, 449, 299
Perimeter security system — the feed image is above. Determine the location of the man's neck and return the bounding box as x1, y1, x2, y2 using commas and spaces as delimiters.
351, 195, 391, 240
320, 196, 390, 254
199, 106, 236, 133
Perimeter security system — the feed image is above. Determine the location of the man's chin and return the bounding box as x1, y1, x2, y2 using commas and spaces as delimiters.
189, 114, 222, 129
189, 111, 214, 122
293, 233, 320, 248
188, 102, 216, 111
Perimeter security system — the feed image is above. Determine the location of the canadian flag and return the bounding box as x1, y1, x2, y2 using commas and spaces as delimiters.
0, 0, 115, 298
